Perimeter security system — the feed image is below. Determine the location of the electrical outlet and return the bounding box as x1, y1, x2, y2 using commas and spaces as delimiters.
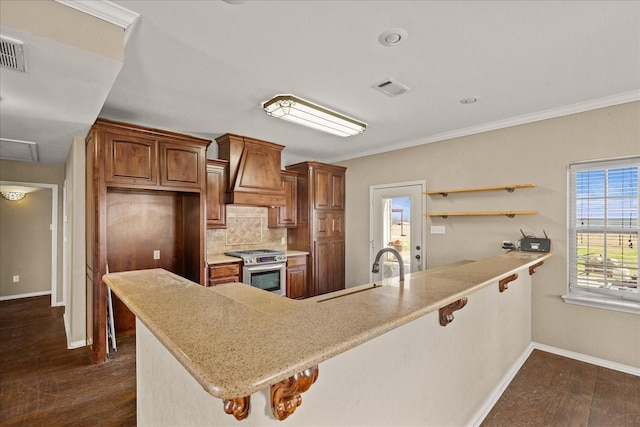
13, 275, 19, 283
430, 225, 445, 234
280, 236, 286, 244
153, 250, 160, 260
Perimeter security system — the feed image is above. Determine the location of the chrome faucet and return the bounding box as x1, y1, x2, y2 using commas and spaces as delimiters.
372, 248, 405, 282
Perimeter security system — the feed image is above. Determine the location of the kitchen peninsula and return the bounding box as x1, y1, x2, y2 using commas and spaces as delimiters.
104, 250, 551, 426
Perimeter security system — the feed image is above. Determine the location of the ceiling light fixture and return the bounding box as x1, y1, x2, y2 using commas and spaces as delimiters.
1, 191, 26, 201
262, 95, 366, 137
378, 28, 408, 47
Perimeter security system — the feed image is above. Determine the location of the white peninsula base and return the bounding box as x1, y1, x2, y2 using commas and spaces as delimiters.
136, 271, 534, 426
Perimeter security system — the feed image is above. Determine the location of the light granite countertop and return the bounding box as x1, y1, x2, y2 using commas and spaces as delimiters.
207, 250, 309, 265
103, 250, 551, 400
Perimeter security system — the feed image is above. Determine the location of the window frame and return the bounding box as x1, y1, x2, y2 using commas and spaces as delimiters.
563, 156, 639, 315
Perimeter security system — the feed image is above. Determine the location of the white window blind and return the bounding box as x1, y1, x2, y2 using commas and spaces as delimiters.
568, 157, 639, 309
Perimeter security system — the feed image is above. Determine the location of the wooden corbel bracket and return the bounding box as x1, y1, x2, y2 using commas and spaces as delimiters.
271, 365, 319, 421
529, 261, 544, 275
498, 273, 518, 292
439, 297, 468, 326
223, 396, 250, 421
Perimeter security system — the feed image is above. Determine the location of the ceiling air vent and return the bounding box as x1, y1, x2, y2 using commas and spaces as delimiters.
374, 78, 411, 97
0, 36, 26, 72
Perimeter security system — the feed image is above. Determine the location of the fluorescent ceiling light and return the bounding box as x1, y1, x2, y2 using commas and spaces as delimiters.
262, 95, 366, 137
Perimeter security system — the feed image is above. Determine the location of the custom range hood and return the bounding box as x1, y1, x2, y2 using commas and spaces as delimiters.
216, 134, 286, 207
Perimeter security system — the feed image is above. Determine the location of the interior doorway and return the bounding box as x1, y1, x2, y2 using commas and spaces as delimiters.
0, 181, 58, 306
370, 181, 426, 281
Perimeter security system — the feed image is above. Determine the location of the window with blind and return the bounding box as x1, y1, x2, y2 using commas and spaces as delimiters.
565, 156, 639, 314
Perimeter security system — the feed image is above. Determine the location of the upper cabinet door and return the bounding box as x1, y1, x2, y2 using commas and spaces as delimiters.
206, 160, 227, 229
268, 170, 298, 228
104, 132, 158, 186
314, 168, 345, 210
159, 141, 204, 189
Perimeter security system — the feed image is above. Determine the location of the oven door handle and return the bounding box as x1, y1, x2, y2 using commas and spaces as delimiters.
244, 263, 286, 272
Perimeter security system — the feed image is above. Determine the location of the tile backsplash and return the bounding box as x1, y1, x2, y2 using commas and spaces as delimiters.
206, 205, 286, 255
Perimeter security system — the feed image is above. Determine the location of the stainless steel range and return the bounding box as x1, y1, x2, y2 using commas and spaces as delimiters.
225, 249, 286, 295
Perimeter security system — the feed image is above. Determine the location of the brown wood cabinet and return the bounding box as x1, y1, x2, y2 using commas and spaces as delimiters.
285, 162, 346, 297
86, 119, 210, 363
286, 255, 307, 299
208, 262, 241, 286
268, 170, 298, 228
206, 159, 227, 228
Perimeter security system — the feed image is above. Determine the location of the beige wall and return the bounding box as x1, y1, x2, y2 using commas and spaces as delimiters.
0, 0, 124, 62
0, 188, 52, 297
338, 101, 640, 368
0, 160, 65, 303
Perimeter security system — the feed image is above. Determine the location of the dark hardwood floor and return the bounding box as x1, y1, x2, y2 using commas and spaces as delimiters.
0, 296, 136, 426
483, 349, 640, 426
1, 296, 638, 426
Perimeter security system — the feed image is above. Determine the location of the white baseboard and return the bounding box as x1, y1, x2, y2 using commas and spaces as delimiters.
466, 341, 640, 427
532, 342, 640, 377
67, 339, 88, 349
63, 310, 87, 349
466, 343, 535, 427
0, 290, 52, 301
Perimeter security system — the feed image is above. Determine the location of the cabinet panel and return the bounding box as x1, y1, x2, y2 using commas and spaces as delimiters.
159, 141, 203, 189
286, 255, 307, 299
269, 171, 297, 228
287, 266, 307, 299
206, 160, 227, 228
331, 173, 345, 209
314, 170, 331, 209
313, 240, 345, 296
105, 133, 157, 185
314, 212, 344, 238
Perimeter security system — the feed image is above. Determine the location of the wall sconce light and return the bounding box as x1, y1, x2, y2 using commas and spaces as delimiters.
262, 94, 366, 137
1, 191, 26, 201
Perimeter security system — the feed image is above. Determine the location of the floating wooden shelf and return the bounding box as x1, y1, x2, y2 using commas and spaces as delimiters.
424, 184, 536, 197
425, 210, 538, 219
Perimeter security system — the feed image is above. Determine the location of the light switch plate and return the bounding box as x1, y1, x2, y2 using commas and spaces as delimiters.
431, 225, 445, 234
153, 250, 160, 260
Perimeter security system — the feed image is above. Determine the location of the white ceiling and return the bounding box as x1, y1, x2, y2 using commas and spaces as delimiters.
1, 1, 639, 166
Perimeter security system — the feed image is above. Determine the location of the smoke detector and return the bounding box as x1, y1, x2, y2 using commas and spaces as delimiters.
0, 36, 26, 72
373, 78, 411, 97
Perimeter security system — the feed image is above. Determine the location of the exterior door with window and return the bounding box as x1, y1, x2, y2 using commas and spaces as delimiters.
370, 181, 425, 280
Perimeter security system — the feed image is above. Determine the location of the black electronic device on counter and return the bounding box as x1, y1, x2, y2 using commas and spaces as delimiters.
519, 229, 551, 253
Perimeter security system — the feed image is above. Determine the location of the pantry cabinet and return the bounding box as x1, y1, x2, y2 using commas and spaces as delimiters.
86, 118, 210, 363
285, 162, 346, 297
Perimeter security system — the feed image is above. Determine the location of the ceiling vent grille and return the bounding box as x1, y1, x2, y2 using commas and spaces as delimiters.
374, 78, 411, 97
0, 36, 26, 72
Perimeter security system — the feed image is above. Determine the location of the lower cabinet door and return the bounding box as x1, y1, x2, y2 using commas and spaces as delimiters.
313, 240, 345, 296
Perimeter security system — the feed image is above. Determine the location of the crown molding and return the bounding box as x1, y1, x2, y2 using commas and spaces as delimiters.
54, 0, 140, 43
327, 91, 640, 164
